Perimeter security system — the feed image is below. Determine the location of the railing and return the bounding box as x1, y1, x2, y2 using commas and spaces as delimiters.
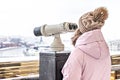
0, 53, 120, 80
111, 55, 120, 80
0, 60, 39, 79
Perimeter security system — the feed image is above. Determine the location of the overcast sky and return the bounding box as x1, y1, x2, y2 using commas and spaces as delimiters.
0, 0, 120, 41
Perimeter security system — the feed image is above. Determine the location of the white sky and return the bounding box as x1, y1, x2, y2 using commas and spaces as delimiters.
0, 0, 120, 41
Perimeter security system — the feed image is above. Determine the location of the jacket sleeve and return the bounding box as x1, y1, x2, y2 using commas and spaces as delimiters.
62, 47, 84, 80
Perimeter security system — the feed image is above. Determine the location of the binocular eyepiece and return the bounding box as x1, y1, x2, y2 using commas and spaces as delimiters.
68, 23, 78, 30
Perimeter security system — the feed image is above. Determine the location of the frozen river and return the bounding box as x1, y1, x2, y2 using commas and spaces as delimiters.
0, 47, 39, 62
0, 47, 25, 57
0, 47, 120, 62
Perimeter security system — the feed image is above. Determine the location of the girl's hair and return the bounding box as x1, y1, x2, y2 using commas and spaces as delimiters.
71, 7, 108, 46
71, 28, 83, 46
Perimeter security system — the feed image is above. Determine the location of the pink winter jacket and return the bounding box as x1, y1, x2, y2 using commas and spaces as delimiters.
62, 29, 111, 80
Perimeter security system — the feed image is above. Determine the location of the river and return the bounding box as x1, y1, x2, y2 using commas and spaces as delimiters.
0, 47, 39, 62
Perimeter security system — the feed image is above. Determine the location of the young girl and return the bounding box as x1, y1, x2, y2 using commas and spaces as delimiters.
62, 7, 111, 80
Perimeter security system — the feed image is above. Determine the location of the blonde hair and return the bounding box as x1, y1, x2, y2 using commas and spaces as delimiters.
71, 7, 108, 46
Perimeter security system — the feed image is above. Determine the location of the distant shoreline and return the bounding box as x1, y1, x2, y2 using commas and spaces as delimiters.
0, 47, 20, 51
